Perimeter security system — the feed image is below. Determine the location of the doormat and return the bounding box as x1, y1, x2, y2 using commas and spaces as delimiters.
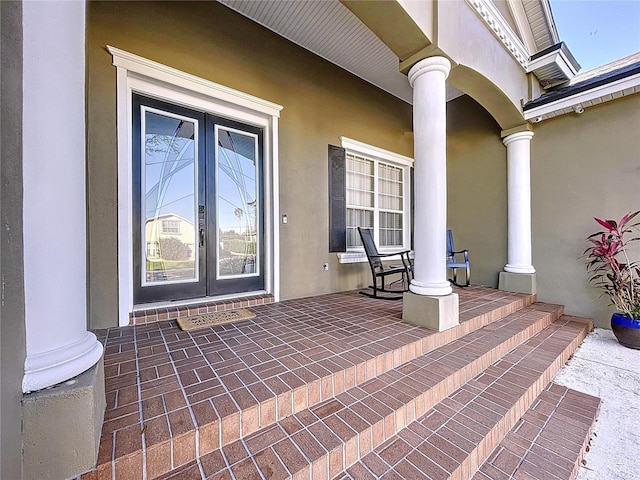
176, 308, 256, 331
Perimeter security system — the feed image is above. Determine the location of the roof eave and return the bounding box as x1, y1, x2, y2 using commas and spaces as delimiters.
524, 67, 640, 123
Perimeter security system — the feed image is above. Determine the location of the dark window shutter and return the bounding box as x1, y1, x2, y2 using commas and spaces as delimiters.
328, 145, 346, 252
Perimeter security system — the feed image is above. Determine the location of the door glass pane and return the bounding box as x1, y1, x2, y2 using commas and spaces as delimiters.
216, 127, 259, 278
142, 108, 198, 285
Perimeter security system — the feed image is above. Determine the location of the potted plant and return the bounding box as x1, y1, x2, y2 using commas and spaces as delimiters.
584, 210, 640, 349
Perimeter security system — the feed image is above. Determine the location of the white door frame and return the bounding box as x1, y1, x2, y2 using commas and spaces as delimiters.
109, 46, 283, 326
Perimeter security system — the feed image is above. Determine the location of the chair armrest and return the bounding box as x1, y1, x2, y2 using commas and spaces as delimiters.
450, 249, 469, 261
370, 250, 411, 259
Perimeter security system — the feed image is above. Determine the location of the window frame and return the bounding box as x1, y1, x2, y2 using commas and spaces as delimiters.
338, 137, 413, 263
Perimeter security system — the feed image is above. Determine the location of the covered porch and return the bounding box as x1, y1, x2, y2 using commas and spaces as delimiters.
83, 286, 598, 479
9, 1, 633, 479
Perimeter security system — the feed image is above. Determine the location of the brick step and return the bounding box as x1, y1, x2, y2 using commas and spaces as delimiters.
179, 303, 564, 480
88, 289, 534, 479
340, 315, 593, 480
474, 382, 600, 480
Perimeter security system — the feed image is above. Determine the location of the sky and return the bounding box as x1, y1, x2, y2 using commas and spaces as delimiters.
549, 0, 640, 72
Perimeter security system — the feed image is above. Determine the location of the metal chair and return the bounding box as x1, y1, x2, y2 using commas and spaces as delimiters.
358, 227, 413, 300
446, 229, 470, 287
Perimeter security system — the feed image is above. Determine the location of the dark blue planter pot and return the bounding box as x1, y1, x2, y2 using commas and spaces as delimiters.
611, 313, 640, 350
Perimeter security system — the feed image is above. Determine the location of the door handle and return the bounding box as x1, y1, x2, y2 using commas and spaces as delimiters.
199, 227, 205, 247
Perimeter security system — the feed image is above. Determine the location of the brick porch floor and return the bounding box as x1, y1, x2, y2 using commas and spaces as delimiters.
84, 286, 599, 479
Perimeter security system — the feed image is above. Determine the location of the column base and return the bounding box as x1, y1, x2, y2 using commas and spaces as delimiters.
23, 331, 104, 393
402, 292, 459, 332
499, 271, 537, 295
23, 356, 106, 480
409, 280, 453, 296
504, 264, 536, 274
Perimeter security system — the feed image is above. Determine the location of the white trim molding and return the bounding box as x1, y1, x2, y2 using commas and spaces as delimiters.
108, 46, 283, 118
340, 137, 414, 168
466, 0, 530, 69
109, 47, 283, 326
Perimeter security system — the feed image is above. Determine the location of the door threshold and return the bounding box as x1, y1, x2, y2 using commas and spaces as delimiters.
129, 291, 274, 325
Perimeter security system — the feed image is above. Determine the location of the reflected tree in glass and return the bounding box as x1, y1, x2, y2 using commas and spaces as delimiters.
216, 128, 259, 278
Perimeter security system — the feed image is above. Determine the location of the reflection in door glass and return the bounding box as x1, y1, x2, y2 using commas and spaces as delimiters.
142, 109, 198, 285
216, 127, 259, 278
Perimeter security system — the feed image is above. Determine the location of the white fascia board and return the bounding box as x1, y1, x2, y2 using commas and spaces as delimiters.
540, 0, 560, 44
524, 71, 640, 120
527, 49, 578, 79
507, 0, 537, 54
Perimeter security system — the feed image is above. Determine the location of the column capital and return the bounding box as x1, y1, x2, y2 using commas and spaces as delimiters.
502, 130, 534, 146
408, 56, 451, 87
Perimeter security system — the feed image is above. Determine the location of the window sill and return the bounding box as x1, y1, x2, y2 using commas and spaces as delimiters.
336, 251, 414, 264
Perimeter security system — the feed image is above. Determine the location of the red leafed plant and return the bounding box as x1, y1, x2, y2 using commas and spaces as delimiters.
584, 211, 640, 320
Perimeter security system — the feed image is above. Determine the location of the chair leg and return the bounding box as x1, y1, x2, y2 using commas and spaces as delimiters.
449, 266, 470, 288
359, 275, 404, 300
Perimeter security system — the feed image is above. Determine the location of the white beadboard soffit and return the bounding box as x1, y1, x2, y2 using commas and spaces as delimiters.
218, 0, 463, 104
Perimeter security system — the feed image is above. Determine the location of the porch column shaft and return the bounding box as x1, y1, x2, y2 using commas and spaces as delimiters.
22, 1, 103, 393
503, 131, 536, 274
408, 57, 452, 296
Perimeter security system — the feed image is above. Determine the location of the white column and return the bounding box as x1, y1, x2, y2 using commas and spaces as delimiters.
503, 131, 536, 274
407, 57, 452, 296
22, 1, 103, 393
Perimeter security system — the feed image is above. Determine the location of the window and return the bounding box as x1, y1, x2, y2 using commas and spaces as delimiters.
161, 219, 181, 235
341, 137, 413, 254
346, 154, 405, 248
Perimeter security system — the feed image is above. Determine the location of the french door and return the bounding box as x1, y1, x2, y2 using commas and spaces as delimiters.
133, 94, 264, 304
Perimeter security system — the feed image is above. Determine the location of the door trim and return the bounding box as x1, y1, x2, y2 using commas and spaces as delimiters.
110, 46, 283, 326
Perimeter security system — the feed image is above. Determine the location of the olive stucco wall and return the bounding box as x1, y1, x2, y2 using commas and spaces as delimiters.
446, 95, 507, 288
530, 95, 640, 328
87, 1, 414, 328
444, 91, 640, 327
1, 2, 26, 478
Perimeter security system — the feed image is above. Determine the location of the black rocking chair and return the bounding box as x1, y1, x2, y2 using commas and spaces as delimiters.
446, 229, 470, 287
358, 227, 413, 300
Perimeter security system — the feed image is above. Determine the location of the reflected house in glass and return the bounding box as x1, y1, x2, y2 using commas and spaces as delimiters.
144, 213, 196, 282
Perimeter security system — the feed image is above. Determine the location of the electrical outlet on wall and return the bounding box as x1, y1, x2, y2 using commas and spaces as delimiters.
323, 263, 329, 271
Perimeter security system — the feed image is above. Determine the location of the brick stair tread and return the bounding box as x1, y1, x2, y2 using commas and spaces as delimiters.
89, 290, 534, 478
474, 382, 600, 480
183, 303, 564, 480
338, 315, 592, 480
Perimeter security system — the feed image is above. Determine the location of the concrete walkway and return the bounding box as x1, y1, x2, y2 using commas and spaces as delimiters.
553, 328, 640, 480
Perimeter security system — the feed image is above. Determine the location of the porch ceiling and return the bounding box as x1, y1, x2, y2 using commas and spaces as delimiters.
218, 0, 463, 104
